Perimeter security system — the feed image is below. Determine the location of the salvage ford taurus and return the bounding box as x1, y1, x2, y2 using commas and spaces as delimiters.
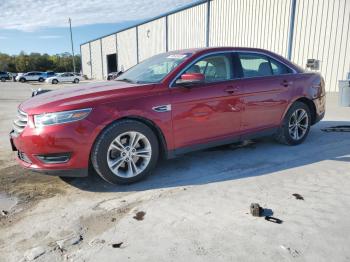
10, 47, 326, 184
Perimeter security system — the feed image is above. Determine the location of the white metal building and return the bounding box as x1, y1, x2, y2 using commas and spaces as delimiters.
80, 0, 350, 92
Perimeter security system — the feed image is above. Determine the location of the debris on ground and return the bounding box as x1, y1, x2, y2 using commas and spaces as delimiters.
265, 216, 283, 224
133, 211, 146, 221
56, 234, 83, 250
280, 245, 301, 257
1, 210, 8, 216
24, 246, 46, 261
112, 242, 123, 248
89, 239, 106, 247
292, 193, 304, 200
321, 125, 350, 132
250, 203, 262, 217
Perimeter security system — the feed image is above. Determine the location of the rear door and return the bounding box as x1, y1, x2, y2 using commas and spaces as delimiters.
170, 52, 243, 150
235, 52, 295, 134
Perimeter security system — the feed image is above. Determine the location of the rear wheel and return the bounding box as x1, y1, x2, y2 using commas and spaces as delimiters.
20, 78, 26, 83
0, 77, 5, 82
52, 79, 58, 84
275, 101, 311, 145
73, 78, 79, 84
38, 77, 44, 82
91, 120, 159, 184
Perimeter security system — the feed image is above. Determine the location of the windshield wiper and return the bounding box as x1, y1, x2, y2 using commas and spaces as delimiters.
116, 78, 134, 83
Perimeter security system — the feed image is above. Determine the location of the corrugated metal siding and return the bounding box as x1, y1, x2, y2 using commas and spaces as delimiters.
168, 3, 207, 51
81, 43, 91, 79
209, 0, 291, 57
138, 18, 166, 62
101, 34, 117, 79
117, 28, 138, 71
90, 40, 103, 80
292, 0, 350, 92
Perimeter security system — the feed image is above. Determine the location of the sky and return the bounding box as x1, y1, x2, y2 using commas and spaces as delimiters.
0, 0, 199, 55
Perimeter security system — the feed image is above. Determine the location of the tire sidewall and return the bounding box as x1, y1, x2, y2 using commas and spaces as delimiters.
282, 102, 311, 145
91, 120, 159, 184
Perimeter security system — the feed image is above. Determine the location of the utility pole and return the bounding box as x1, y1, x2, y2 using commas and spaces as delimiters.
68, 18, 76, 73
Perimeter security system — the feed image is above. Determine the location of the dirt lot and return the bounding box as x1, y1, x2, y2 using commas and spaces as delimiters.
0, 81, 350, 262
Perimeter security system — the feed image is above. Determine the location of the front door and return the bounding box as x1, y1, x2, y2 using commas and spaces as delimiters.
171, 53, 242, 150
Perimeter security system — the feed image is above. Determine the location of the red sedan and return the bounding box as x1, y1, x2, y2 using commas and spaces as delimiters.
10, 47, 326, 184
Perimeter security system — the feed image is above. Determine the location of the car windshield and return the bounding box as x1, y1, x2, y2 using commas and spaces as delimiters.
115, 52, 192, 84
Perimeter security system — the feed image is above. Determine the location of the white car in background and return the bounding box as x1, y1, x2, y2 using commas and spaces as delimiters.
45, 72, 83, 84
16, 72, 46, 83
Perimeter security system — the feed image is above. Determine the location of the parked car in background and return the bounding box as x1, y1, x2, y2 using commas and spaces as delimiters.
0, 71, 11, 82
45, 72, 83, 84
16, 72, 45, 83
107, 71, 123, 80
43, 71, 56, 79
10, 47, 326, 185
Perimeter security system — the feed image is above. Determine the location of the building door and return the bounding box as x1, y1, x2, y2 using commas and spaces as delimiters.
107, 53, 118, 73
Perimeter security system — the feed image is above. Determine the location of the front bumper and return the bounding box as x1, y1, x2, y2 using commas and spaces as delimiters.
9, 118, 96, 177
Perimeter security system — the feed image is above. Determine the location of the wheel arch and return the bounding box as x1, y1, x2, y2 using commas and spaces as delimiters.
90, 115, 169, 161
283, 97, 317, 125
120, 116, 168, 159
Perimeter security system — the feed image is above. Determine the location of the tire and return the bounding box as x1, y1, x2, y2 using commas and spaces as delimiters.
52, 79, 58, 84
91, 120, 159, 184
1, 77, 5, 82
73, 78, 79, 84
20, 78, 26, 83
275, 101, 311, 145
38, 78, 44, 82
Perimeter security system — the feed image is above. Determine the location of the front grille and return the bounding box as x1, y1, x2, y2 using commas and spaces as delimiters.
18, 151, 31, 163
13, 109, 28, 134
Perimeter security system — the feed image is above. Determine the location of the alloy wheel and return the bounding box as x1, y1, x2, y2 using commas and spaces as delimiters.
288, 108, 309, 141
106, 131, 152, 178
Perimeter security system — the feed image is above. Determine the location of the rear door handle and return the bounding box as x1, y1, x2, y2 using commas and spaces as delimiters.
281, 80, 293, 87
224, 86, 238, 94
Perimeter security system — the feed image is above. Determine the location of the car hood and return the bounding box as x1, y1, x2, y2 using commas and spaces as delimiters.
20, 81, 155, 115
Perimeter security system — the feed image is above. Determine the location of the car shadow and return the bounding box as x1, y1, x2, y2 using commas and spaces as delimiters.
62, 120, 350, 192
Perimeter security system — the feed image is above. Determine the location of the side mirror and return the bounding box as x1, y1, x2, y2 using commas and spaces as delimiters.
176, 73, 205, 86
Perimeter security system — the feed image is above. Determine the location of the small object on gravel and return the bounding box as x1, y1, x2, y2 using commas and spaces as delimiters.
133, 211, 146, 221
1, 210, 8, 216
292, 193, 304, 200
112, 242, 123, 248
111, 217, 116, 222
89, 238, 106, 246
250, 203, 262, 217
265, 216, 283, 224
24, 246, 46, 261
56, 234, 83, 250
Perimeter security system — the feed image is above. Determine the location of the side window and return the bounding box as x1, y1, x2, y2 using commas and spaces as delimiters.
270, 59, 292, 75
185, 54, 233, 82
238, 53, 272, 78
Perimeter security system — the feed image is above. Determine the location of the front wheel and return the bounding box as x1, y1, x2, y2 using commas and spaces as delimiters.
20, 78, 26, 83
0, 77, 5, 82
73, 78, 79, 84
275, 102, 311, 145
91, 120, 159, 184
52, 79, 58, 84
38, 77, 44, 82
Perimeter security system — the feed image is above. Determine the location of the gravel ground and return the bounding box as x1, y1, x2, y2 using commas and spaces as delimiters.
0, 81, 349, 262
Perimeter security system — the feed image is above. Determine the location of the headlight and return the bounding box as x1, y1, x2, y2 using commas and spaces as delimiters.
34, 108, 92, 127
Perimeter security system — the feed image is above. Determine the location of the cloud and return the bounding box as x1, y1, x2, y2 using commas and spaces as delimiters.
0, 0, 199, 31
38, 35, 62, 39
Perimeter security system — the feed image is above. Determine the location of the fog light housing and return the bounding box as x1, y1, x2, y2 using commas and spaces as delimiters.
36, 153, 71, 164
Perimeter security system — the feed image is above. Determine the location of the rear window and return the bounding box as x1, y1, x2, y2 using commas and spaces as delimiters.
238, 53, 292, 78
